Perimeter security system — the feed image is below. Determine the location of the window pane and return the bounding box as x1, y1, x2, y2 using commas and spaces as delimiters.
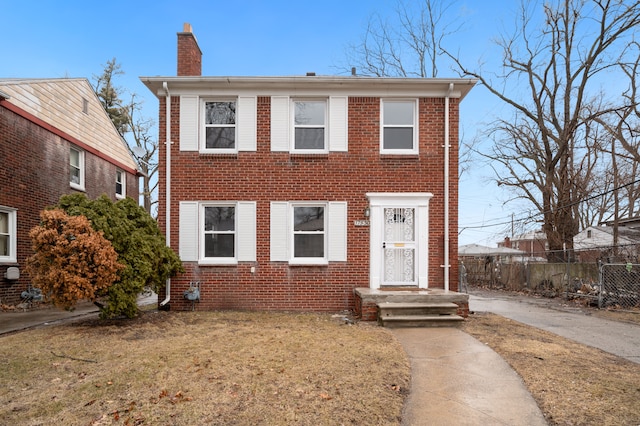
295, 102, 324, 125
70, 167, 81, 184
206, 127, 236, 149
0, 235, 7, 256
383, 128, 414, 150
384, 102, 414, 125
294, 128, 325, 150
0, 212, 8, 233
294, 207, 324, 231
204, 207, 235, 232
204, 234, 235, 257
70, 149, 79, 167
294, 234, 324, 257
205, 102, 236, 125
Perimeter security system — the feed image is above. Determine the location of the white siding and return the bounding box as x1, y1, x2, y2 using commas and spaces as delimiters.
180, 95, 199, 151
237, 96, 257, 151
329, 96, 348, 152
270, 96, 290, 151
179, 201, 199, 261
237, 201, 257, 261
270, 202, 289, 261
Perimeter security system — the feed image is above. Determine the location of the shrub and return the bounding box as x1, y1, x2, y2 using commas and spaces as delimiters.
54, 194, 182, 318
25, 209, 124, 310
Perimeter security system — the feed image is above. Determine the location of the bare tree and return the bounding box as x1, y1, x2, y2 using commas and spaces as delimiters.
93, 59, 159, 217
343, 0, 461, 78
445, 0, 640, 261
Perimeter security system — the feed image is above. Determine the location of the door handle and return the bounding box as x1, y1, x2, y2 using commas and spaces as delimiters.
383, 242, 386, 249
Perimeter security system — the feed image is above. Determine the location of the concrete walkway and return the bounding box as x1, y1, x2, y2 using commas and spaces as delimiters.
393, 327, 547, 426
470, 292, 640, 364
0, 294, 157, 335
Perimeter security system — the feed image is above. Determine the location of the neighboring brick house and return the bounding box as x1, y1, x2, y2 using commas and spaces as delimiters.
141, 25, 476, 315
0, 78, 139, 305
498, 229, 548, 260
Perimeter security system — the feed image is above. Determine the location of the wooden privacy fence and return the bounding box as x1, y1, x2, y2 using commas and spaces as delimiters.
461, 259, 600, 295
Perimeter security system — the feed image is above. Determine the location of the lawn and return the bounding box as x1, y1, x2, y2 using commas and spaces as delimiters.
0, 311, 409, 425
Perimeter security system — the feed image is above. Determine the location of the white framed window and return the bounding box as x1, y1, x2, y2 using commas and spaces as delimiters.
381, 99, 418, 154
292, 100, 327, 152
115, 169, 125, 199
271, 96, 348, 152
270, 201, 347, 265
0, 208, 17, 263
178, 201, 256, 265
70, 147, 85, 190
293, 205, 326, 261
202, 204, 236, 263
202, 100, 237, 153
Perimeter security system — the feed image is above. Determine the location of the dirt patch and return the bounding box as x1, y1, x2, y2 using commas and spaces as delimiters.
0, 311, 409, 425
462, 312, 640, 425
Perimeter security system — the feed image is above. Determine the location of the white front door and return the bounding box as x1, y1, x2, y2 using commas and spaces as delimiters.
367, 193, 433, 289
382, 207, 417, 285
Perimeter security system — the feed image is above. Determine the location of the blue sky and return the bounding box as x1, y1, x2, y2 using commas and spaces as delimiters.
2, 0, 523, 247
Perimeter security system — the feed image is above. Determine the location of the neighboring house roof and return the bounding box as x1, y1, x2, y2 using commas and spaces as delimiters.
459, 244, 526, 257
600, 216, 640, 228
0, 78, 138, 173
140, 75, 477, 100
574, 226, 640, 250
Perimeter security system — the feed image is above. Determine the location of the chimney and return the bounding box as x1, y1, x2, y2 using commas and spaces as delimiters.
177, 23, 202, 76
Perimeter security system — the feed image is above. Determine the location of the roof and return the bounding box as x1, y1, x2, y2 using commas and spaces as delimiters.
0, 78, 138, 172
140, 75, 478, 99
459, 244, 526, 257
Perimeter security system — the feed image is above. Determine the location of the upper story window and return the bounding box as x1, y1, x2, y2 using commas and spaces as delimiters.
115, 169, 125, 199
271, 96, 347, 153
293, 100, 327, 152
203, 100, 236, 152
381, 100, 418, 155
70, 147, 85, 190
0, 208, 17, 263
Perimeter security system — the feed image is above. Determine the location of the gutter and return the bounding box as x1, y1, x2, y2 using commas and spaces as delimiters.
160, 82, 172, 308
443, 83, 454, 291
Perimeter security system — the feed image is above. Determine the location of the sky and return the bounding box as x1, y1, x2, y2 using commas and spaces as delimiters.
2, 0, 526, 247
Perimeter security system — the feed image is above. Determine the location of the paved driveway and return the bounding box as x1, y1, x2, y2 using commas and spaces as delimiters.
469, 289, 640, 364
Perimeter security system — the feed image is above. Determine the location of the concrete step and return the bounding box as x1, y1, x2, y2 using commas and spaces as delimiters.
379, 314, 465, 328
377, 301, 464, 327
378, 301, 459, 316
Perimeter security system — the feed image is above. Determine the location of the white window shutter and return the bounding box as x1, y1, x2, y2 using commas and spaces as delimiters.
179, 96, 199, 151
237, 96, 257, 151
329, 96, 348, 152
270, 96, 290, 151
270, 202, 289, 261
237, 201, 257, 261
179, 201, 199, 261
328, 202, 348, 261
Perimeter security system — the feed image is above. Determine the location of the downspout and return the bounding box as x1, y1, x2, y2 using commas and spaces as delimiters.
443, 83, 454, 291
160, 81, 172, 307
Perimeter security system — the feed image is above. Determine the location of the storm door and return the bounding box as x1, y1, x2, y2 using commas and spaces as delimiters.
382, 207, 417, 285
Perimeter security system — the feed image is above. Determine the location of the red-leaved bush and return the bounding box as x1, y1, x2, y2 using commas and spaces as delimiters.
25, 209, 124, 310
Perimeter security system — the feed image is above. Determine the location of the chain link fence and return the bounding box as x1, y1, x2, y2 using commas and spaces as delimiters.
600, 263, 640, 309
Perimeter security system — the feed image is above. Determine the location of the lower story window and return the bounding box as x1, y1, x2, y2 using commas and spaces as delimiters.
293, 206, 325, 258
203, 205, 235, 259
0, 208, 17, 263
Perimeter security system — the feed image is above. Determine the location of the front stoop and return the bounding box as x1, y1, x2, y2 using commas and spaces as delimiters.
377, 302, 464, 327
354, 287, 469, 326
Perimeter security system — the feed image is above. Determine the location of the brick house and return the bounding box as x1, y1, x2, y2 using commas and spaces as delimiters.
0, 78, 139, 305
141, 25, 476, 319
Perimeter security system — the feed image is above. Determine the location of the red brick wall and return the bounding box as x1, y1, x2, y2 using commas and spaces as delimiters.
0, 104, 138, 305
157, 95, 460, 313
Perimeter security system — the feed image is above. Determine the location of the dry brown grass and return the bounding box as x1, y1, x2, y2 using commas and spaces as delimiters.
462, 312, 640, 426
0, 311, 409, 425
